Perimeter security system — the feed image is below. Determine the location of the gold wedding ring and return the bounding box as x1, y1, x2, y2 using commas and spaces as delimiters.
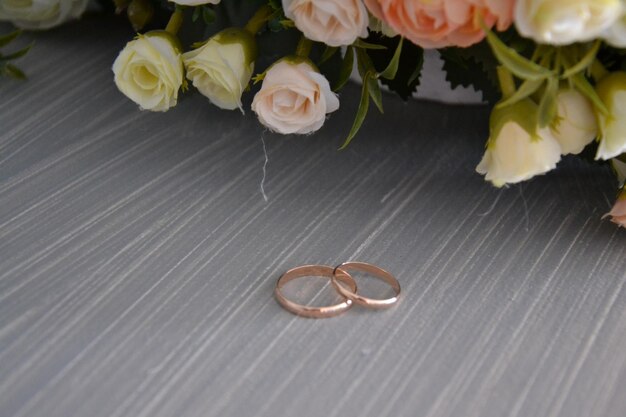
275, 262, 400, 318
275, 265, 358, 318
332, 262, 401, 309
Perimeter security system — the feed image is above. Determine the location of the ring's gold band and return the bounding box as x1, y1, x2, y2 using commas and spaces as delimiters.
275, 265, 358, 318
332, 262, 400, 309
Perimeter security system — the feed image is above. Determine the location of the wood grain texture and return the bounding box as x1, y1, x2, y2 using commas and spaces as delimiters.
1, 16, 626, 417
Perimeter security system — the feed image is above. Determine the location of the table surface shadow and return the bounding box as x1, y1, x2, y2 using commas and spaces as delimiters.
1, 16, 626, 417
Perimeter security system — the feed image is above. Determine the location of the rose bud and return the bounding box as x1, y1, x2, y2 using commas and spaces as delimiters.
183, 28, 257, 111
126, 0, 154, 31
515, 0, 623, 45
551, 88, 597, 155
282, 0, 368, 47
477, 99, 562, 187
251, 58, 339, 135
112, 31, 184, 112
595, 72, 626, 160
0, 0, 88, 29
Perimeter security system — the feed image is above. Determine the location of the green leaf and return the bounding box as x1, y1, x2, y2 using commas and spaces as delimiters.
572, 73, 610, 116
0, 44, 32, 62
485, 28, 553, 81
367, 73, 383, 114
268, 0, 281, 10
379, 37, 403, 80
356, 47, 374, 78
333, 46, 354, 91
364, 32, 423, 100
353, 39, 387, 50
202, 6, 215, 25
496, 78, 544, 109
561, 41, 600, 79
440, 45, 498, 103
192, 6, 201, 23
319, 46, 338, 66
4, 63, 26, 79
538, 77, 558, 128
340, 72, 370, 150
407, 65, 421, 85
0, 30, 21, 48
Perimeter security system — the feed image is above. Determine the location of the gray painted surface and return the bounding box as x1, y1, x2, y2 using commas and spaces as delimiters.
1, 16, 626, 417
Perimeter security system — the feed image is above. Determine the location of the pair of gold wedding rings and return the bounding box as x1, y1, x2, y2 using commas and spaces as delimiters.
274, 262, 401, 318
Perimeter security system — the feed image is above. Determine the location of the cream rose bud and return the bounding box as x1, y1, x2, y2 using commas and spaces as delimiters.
595, 72, 626, 160
183, 28, 256, 111
112, 32, 184, 112
282, 0, 368, 47
604, 14, 626, 47
251, 59, 339, 135
0, 0, 88, 29
605, 188, 626, 227
551, 88, 597, 155
477, 99, 562, 187
515, 0, 623, 45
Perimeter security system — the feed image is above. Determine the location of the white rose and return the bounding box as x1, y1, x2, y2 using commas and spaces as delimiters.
169, 0, 218, 5
251, 59, 339, 135
112, 32, 184, 112
596, 72, 626, 160
551, 88, 597, 155
514, 0, 623, 45
477, 99, 562, 187
282, 0, 368, 47
604, 13, 626, 47
183, 28, 256, 111
0, 0, 88, 30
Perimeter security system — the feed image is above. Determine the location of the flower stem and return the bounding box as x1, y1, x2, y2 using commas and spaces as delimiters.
244, 4, 274, 35
165, 7, 184, 35
591, 60, 609, 82
496, 66, 516, 99
295, 36, 313, 58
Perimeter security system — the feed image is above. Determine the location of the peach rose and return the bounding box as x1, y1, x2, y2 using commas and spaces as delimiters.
366, 0, 515, 48
251, 59, 339, 135
282, 0, 369, 47
605, 189, 626, 227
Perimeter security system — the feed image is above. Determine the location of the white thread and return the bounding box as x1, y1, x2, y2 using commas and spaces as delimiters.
519, 183, 530, 231
260, 134, 269, 202
478, 190, 504, 217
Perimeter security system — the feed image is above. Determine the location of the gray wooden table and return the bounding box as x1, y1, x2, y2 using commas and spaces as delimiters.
2, 16, 626, 417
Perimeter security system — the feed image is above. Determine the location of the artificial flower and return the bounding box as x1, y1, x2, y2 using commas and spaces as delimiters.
112, 32, 184, 112
251, 59, 339, 134
170, 0, 219, 6
551, 88, 597, 155
126, 0, 154, 31
605, 187, 626, 227
282, 0, 368, 47
476, 99, 562, 187
364, 0, 514, 49
0, 0, 88, 29
515, 0, 623, 45
367, 14, 397, 38
595, 72, 626, 160
183, 28, 256, 111
604, 14, 626, 47
612, 158, 626, 186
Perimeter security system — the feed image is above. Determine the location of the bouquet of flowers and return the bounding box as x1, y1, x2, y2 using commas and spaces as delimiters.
2, 0, 626, 227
